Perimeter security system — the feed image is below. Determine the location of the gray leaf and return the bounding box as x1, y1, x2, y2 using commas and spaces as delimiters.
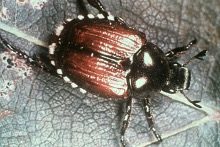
0, 0, 219, 147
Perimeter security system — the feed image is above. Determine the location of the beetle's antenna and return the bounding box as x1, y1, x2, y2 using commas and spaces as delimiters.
180, 91, 202, 108
183, 50, 207, 66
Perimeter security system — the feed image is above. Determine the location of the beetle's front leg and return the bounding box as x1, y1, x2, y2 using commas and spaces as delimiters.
120, 96, 132, 147
165, 39, 197, 58
143, 97, 162, 142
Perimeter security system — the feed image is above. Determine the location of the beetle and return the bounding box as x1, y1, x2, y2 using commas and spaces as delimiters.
0, 0, 207, 146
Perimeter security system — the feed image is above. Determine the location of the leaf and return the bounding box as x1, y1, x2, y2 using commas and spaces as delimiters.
0, 0, 219, 147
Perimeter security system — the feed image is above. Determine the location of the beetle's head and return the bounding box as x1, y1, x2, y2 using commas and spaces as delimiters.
162, 63, 191, 93
161, 46, 207, 108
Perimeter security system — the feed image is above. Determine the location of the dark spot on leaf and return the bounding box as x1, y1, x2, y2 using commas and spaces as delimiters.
7, 58, 14, 66
7, 65, 12, 68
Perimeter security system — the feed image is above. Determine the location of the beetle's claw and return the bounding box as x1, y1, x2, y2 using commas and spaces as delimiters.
192, 100, 202, 108
194, 50, 207, 60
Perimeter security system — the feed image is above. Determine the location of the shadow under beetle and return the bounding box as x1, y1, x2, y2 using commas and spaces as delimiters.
0, 0, 207, 146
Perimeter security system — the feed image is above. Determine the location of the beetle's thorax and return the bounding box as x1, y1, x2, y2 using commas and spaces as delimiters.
127, 42, 170, 96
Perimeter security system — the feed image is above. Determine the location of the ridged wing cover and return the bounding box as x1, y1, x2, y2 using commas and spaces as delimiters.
62, 19, 146, 99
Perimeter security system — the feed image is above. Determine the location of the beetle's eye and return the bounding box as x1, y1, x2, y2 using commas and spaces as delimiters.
135, 77, 148, 89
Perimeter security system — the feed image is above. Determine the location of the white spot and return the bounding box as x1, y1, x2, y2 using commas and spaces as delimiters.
71, 82, 78, 88
127, 106, 131, 111
80, 88, 87, 94
63, 76, 71, 83
78, 15, 84, 20
49, 43, 56, 55
125, 69, 131, 76
50, 60, 55, 66
144, 52, 153, 66
107, 15, 115, 21
57, 69, 63, 75
135, 77, 147, 89
55, 25, 64, 36
29, 58, 34, 62
169, 89, 174, 92
145, 105, 149, 112
111, 88, 125, 96
97, 14, 105, 19
24, 55, 27, 58
124, 114, 129, 121
117, 17, 125, 23
7, 44, 13, 50
66, 18, 73, 22
87, 14, 95, 19
91, 53, 94, 57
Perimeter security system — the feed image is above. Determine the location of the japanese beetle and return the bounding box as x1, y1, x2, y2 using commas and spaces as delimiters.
0, 0, 207, 146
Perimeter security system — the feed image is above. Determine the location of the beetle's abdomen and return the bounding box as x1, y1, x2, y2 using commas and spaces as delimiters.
59, 19, 146, 99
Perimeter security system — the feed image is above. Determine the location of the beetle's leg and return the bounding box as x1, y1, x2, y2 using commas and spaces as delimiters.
180, 91, 202, 108
120, 97, 132, 147
77, 0, 108, 17
183, 50, 207, 66
0, 35, 53, 72
77, 0, 89, 16
0, 35, 39, 66
143, 97, 162, 142
87, 0, 108, 16
165, 39, 197, 58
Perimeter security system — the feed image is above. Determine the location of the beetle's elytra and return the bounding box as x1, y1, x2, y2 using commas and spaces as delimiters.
0, 0, 207, 146
52, 19, 146, 98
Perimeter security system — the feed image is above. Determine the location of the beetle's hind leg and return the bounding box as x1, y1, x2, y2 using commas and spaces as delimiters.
0, 35, 40, 67
143, 97, 162, 142
120, 97, 132, 147
0, 35, 54, 73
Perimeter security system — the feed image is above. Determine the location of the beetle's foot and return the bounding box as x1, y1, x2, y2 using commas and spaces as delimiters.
149, 126, 162, 142
151, 127, 162, 142
190, 100, 202, 108
120, 135, 126, 147
181, 91, 202, 108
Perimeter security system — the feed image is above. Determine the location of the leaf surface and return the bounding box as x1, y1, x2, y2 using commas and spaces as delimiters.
0, 0, 219, 147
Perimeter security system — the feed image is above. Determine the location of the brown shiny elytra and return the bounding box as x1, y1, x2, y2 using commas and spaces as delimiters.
0, 0, 207, 146
52, 18, 147, 98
